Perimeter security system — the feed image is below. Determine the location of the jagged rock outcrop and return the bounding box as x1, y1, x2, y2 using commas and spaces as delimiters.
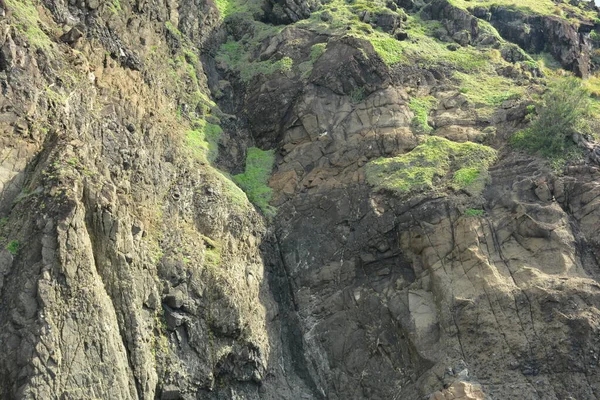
488, 6, 593, 77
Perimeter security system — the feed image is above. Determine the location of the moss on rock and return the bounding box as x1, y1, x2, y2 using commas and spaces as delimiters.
365, 136, 497, 194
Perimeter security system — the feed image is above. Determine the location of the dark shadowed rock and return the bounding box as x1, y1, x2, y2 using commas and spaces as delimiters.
60, 24, 86, 45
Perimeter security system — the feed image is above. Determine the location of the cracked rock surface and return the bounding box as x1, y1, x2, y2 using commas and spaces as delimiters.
2, 0, 600, 399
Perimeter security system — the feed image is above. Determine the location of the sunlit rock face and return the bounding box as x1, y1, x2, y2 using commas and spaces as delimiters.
2, 0, 600, 399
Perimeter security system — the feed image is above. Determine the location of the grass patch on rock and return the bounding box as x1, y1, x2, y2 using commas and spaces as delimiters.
233, 148, 276, 216
454, 69, 523, 105
216, 37, 293, 83
186, 120, 223, 163
296, 6, 493, 69
6, 0, 53, 50
214, 0, 263, 19
5, 240, 19, 255
464, 208, 485, 217
449, 0, 597, 21
409, 95, 437, 133
365, 136, 497, 195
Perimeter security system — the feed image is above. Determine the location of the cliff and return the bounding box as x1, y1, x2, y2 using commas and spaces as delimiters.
1, 0, 600, 399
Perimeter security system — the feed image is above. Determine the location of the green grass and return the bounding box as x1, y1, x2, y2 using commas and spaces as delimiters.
6, 0, 53, 50
233, 148, 276, 216
409, 96, 437, 133
296, 5, 493, 69
216, 36, 293, 82
380, 15, 494, 70
108, 0, 122, 14
186, 120, 223, 163
214, 0, 263, 19
365, 136, 497, 194
453, 167, 481, 187
6, 240, 19, 256
368, 36, 405, 65
165, 21, 182, 37
298, 43, 328, 78
454, 70, 527, 115
465, 208, 484, 217
448, 0, 597, 21
208, 169, 251, 210
310, 43, 327, 61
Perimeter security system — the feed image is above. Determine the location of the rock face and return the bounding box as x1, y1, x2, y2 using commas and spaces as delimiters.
487, 6, 593, 77
0, 1, 312, 399
2, 0, 600, 399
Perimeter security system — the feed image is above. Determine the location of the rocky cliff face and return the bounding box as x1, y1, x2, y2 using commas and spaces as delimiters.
2, 0, 600, 399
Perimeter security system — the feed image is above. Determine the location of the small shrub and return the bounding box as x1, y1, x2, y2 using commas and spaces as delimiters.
350, 87, 366, 104
6, 240, 19, 255
511, 77, 591, 157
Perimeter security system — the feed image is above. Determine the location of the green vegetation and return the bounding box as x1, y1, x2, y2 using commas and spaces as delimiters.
297, 5, 493, 69
217, 40, 293, 82
365, 137, 497, 194
6, 240, 19, 256
310, 43, 327, 61
454, 71, 525, 107
6, 0, 53, 50
233, 147, 276, 216
409, 96, 437, 133
298, 43, 328, 78
375, 16, 493, 70
368, 36, 405, 65
511, 77, 591, 157
350, 87, 366, 104
214, 0, 263, 19
109, 0, 122, 14
453, 167, 481, 187
186, 120, 223, 163
165, 21, 182, 37
155, 40, 216, 117
202, 236, 222, 267
449, 0, 597, 21
464, 208, 485, 217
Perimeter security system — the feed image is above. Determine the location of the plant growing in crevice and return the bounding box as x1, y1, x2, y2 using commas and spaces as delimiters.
464, 208, 485, 217
350, 87, 366, 104
6, 240, 19, 255
233, 147, 276, 216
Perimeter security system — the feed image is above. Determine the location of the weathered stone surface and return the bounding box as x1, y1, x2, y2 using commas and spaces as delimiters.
3, 0, 600, 399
